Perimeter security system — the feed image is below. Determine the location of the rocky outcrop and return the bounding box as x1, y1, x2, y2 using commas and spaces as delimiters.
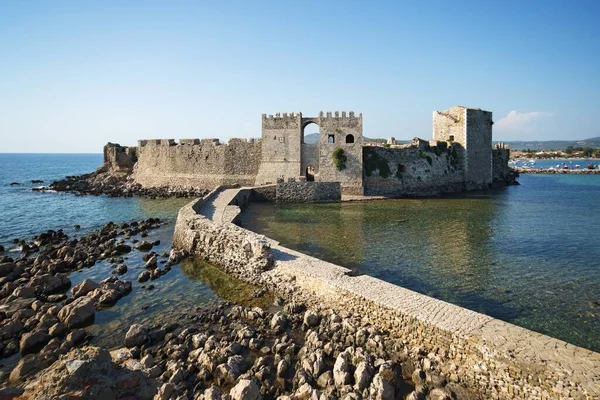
21, 346, 158, 399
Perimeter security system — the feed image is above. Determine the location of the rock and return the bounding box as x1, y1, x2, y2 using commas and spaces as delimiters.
428, 387, 453, 400
71, 279, 101, 298
270, 311, 287, 332
354, 360, 373, 391
112, 264, 127, 275
202, 386, 222, 400
406, 391, 426, 400
135, 241, 154, 251
144, 255, 157, 269
412, 368, 426, 386
0, 245, 4, 253
9, 182, 20, 185
31, 273, 71, 294
125, 324, 148, 348
20, 330, 52, 355
9, 354, 47, 381
229, 379, 259, 400
114, 244, 132, 254
156, 383, 174, 400
303, 310, 320, 327
66, 329, 87, 346
371, 373, 394, 400
57, 296, 95, 328
140, 354, 154, 368
276, 359, 289, 378
333, 350, 352, 387
49, 322, 68, 337
138, 270, 151, 283
317, 370, 334, 388
13, 285, 36, 298
0, 262, 16, 277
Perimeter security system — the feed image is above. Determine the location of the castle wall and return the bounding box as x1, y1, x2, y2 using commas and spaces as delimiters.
276, 181, 341, 203
133, 138, 261, 189
363, 142, 465, 196
255, 113, 303, 185
317, 111, 364, 195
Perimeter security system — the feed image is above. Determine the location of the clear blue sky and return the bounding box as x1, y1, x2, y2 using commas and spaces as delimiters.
1, 0, 598, 153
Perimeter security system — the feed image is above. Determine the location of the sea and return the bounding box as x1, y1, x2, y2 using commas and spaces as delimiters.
1, 154, 599, 353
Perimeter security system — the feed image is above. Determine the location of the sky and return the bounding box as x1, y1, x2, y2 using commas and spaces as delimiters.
0, 0, 599, 153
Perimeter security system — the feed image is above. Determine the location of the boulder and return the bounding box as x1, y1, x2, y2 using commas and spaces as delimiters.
0, 262, 16, 277
71, 279, 101, 298
9, 354, 47, 381
144, 255, 157, 269
125, 324, 148, 348
114, 244, 132, 255
303, 310, 320, 327
229, 379, 259, 400
13, 286, 36, 298
20, 330, 52, 355
31, 273, 71, 294
135, 241, 153, 251
57, 297, 95, 328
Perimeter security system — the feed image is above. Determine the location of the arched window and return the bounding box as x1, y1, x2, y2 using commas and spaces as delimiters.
345, 134, 355, 144
328, 135, 335, 144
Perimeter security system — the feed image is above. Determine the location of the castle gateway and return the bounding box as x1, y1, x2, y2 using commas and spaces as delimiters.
107, 106, 511, 197
255, 111, 364, 195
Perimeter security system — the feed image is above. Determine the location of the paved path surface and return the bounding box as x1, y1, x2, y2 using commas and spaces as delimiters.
198, 187, 250, 224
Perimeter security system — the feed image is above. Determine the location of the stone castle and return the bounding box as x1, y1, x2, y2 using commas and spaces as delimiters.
105, 106, 512, 197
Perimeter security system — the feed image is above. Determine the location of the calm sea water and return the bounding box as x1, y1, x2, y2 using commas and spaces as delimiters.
0, 153, 250, 351
2, 154, 599, 352
239, 174, 600, 352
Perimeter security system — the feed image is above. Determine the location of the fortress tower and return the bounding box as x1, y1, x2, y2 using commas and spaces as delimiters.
432, 106, 493, 190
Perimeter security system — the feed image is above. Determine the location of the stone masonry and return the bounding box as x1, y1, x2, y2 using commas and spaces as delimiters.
104, 106, 510, 197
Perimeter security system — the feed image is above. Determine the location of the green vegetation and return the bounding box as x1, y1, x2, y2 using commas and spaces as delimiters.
365, 150, 391, 178
181, 259, 273, 308
332, 147, 347, 171
419, 150, 433, 165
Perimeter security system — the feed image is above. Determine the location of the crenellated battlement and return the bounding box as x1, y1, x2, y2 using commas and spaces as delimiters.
318, 110, 361, 120
137, 138, 260, 149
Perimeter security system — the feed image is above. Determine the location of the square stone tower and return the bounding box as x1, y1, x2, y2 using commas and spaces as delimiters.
433, 106, 493, 190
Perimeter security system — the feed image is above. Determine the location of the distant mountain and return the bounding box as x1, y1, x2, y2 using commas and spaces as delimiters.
494, 137, 600, 151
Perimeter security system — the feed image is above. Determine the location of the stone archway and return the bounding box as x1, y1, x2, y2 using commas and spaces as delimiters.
300, 119, 320, 180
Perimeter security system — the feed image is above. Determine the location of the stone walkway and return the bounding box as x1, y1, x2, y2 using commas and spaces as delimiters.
198, 187, 251, 224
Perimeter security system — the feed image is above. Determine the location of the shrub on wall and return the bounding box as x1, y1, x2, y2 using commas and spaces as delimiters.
365, 150, 391, 178
332, 148, 347, 171
419, 150, 433, 165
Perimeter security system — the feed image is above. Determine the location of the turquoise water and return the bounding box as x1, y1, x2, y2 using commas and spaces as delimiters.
239, 174, 600, 352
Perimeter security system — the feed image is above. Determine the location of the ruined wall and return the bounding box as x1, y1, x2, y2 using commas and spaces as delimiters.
103, 143, 137, 174
318, 111, 364, 195
255, 113, 303, 185
133, 138, 261, 189
363, 142, 465, 196
432, 107, 466, 146
492, 148, 511, 181
276, 181, 341, 203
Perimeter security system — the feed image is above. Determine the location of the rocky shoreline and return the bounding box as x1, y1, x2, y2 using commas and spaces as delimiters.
34, 168, 209, 198
0, 219, 475, 399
